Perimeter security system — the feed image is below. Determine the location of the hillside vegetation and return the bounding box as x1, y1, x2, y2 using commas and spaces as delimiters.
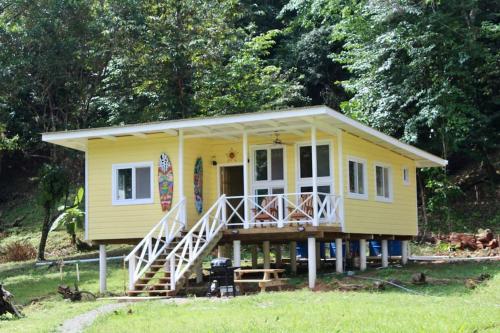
0, 0, 498, 253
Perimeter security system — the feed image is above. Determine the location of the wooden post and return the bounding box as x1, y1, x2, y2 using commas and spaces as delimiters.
178, 129, 185, 226
335, 238, 343, 273
381, 239, 389, 268
217, 245, 225, 258
233, 240, 241, 267
290, 241, 297, 274
195, 263, 203, 284
311, 125, 319, 226
401, 240, 409, 265
263, 241, 270, 269
275, 245, 282, 268
359, 239, 367, 271
307, 237, 316, 289
99, 244, 107, 293
251, 245, 258, 268
243, 131, 249, 229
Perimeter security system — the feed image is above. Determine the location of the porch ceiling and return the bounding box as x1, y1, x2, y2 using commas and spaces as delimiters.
41, 105, 447, 167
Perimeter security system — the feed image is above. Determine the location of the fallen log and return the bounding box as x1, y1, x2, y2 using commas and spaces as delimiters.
0, 284, 22, 318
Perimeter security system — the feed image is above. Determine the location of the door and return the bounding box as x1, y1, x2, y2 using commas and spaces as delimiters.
219, 165, 244, 225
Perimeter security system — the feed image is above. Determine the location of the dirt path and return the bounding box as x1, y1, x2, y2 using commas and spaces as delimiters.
58, 303, 127, 333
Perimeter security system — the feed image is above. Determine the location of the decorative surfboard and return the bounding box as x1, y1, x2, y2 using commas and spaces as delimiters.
158, 153, 174, 211
193, 157, 203, 214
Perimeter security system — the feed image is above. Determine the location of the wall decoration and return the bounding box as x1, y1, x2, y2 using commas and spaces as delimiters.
226, 147, 238, 162
193, 157, 203, 214
158, 153, 174, 211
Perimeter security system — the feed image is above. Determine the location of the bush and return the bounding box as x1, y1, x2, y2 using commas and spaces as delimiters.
0, 241, 37, 262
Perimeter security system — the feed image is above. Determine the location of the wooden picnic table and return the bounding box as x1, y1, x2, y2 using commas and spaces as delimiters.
234, 268, 288, 292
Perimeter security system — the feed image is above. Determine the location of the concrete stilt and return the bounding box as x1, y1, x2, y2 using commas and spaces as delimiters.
233, 240, 241, 267
99, 244, 107, 294
401, 240, 409, 265
308, 237, 316, 289
359, 239, 367, 271
381, 239, 389, 268
335, 238, 343, 273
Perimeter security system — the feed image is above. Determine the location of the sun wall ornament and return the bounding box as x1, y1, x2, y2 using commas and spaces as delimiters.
226, 148, 239, 162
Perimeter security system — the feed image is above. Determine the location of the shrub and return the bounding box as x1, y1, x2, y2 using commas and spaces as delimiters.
0, 241, 37, 262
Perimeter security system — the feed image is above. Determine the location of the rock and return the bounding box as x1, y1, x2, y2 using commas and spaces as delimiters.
373, 281, 385, 290
465, 279, 477, 289
488, 239, 498, 249
411, 272, 426, 284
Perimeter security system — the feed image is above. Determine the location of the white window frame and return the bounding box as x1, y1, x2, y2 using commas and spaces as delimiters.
374, 162, 393, 203
112, 161, 154, 205
347, 156, 368, 200
250, 144, 287, 195
402, 166, 410, 185
295, 140, 335, 194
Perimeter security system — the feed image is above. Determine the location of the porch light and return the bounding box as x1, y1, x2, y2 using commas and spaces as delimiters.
297, 226, 305, 232
231, 229, 239, 235
211, 156, 217, 166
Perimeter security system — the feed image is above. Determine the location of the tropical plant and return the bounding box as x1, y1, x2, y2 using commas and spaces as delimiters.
51, 187, 85, 246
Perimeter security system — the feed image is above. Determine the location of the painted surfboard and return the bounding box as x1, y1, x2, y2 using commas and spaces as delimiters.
159, 153, 174, 211
193, 157, 203, 214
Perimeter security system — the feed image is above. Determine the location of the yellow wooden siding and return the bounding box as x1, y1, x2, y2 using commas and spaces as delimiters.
88, 134, 179, 240
86, 130, 418, 241
342, 132, 417, 235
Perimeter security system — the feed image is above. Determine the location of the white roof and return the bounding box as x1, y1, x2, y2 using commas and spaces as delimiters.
42, 105, 447, 167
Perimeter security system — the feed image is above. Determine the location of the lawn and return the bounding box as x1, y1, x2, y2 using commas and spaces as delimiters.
1, 259, 498, 333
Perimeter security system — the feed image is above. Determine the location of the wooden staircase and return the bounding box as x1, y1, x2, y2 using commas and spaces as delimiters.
127, 231, 223, 297
125, 195, 228, 297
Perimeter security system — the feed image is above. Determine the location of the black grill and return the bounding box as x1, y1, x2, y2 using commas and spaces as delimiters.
207, 257, 237, 297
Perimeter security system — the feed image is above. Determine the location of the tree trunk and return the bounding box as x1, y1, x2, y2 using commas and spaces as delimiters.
38, 209, 51, 261
417, 172, 429, 243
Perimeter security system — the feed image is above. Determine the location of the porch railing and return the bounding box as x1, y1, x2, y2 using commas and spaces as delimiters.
124, 198, 185, 290
224, 192, 342, 228
167, 195, 227, 290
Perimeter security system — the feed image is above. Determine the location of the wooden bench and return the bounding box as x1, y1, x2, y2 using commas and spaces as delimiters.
234, 269, 288, 292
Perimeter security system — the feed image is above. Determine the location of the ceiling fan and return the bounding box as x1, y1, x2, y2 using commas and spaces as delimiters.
271, 132, 293, 146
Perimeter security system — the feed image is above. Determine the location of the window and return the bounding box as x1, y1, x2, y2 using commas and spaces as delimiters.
375, 164, 392, 201
252, 146, 286, 199
112, 162, 154, 205
348, 158, 367, 199
299, 145, 330, 178
253, 147, 284, 182
403, 167, 410, 185
297, 143, 333, 194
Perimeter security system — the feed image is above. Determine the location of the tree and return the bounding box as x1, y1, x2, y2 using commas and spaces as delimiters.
37, 164, 69, 260
332, 0, 499, 163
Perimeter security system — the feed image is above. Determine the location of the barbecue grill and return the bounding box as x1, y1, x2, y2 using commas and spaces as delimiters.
207, 257, 237, 297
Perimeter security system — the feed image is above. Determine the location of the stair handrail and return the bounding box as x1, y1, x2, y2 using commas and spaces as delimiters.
166, 195, 227, 290
125, 198, 185, 289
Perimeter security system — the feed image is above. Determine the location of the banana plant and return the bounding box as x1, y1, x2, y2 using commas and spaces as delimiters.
50, 187, 85, 245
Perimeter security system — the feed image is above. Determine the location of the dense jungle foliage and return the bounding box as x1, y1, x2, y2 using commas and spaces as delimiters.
0, 0, 498, 236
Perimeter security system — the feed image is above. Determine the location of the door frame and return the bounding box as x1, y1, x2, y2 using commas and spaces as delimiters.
217, 163, 244, 197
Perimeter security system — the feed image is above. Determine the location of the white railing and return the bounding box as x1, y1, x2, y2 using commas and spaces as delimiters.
125, 198, 185, 290
167, 195, 227, 290
225, 192, 342, 228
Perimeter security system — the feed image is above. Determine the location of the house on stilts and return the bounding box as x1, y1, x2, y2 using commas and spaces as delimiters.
42, 106, 447, 295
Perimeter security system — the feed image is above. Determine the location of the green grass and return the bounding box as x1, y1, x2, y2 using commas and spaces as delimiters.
87, 263, 500, 333
0, 259, 128, 332
1, 257, 499, 332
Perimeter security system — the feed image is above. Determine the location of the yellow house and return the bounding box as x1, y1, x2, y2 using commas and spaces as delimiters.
42, 106, 446, 295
